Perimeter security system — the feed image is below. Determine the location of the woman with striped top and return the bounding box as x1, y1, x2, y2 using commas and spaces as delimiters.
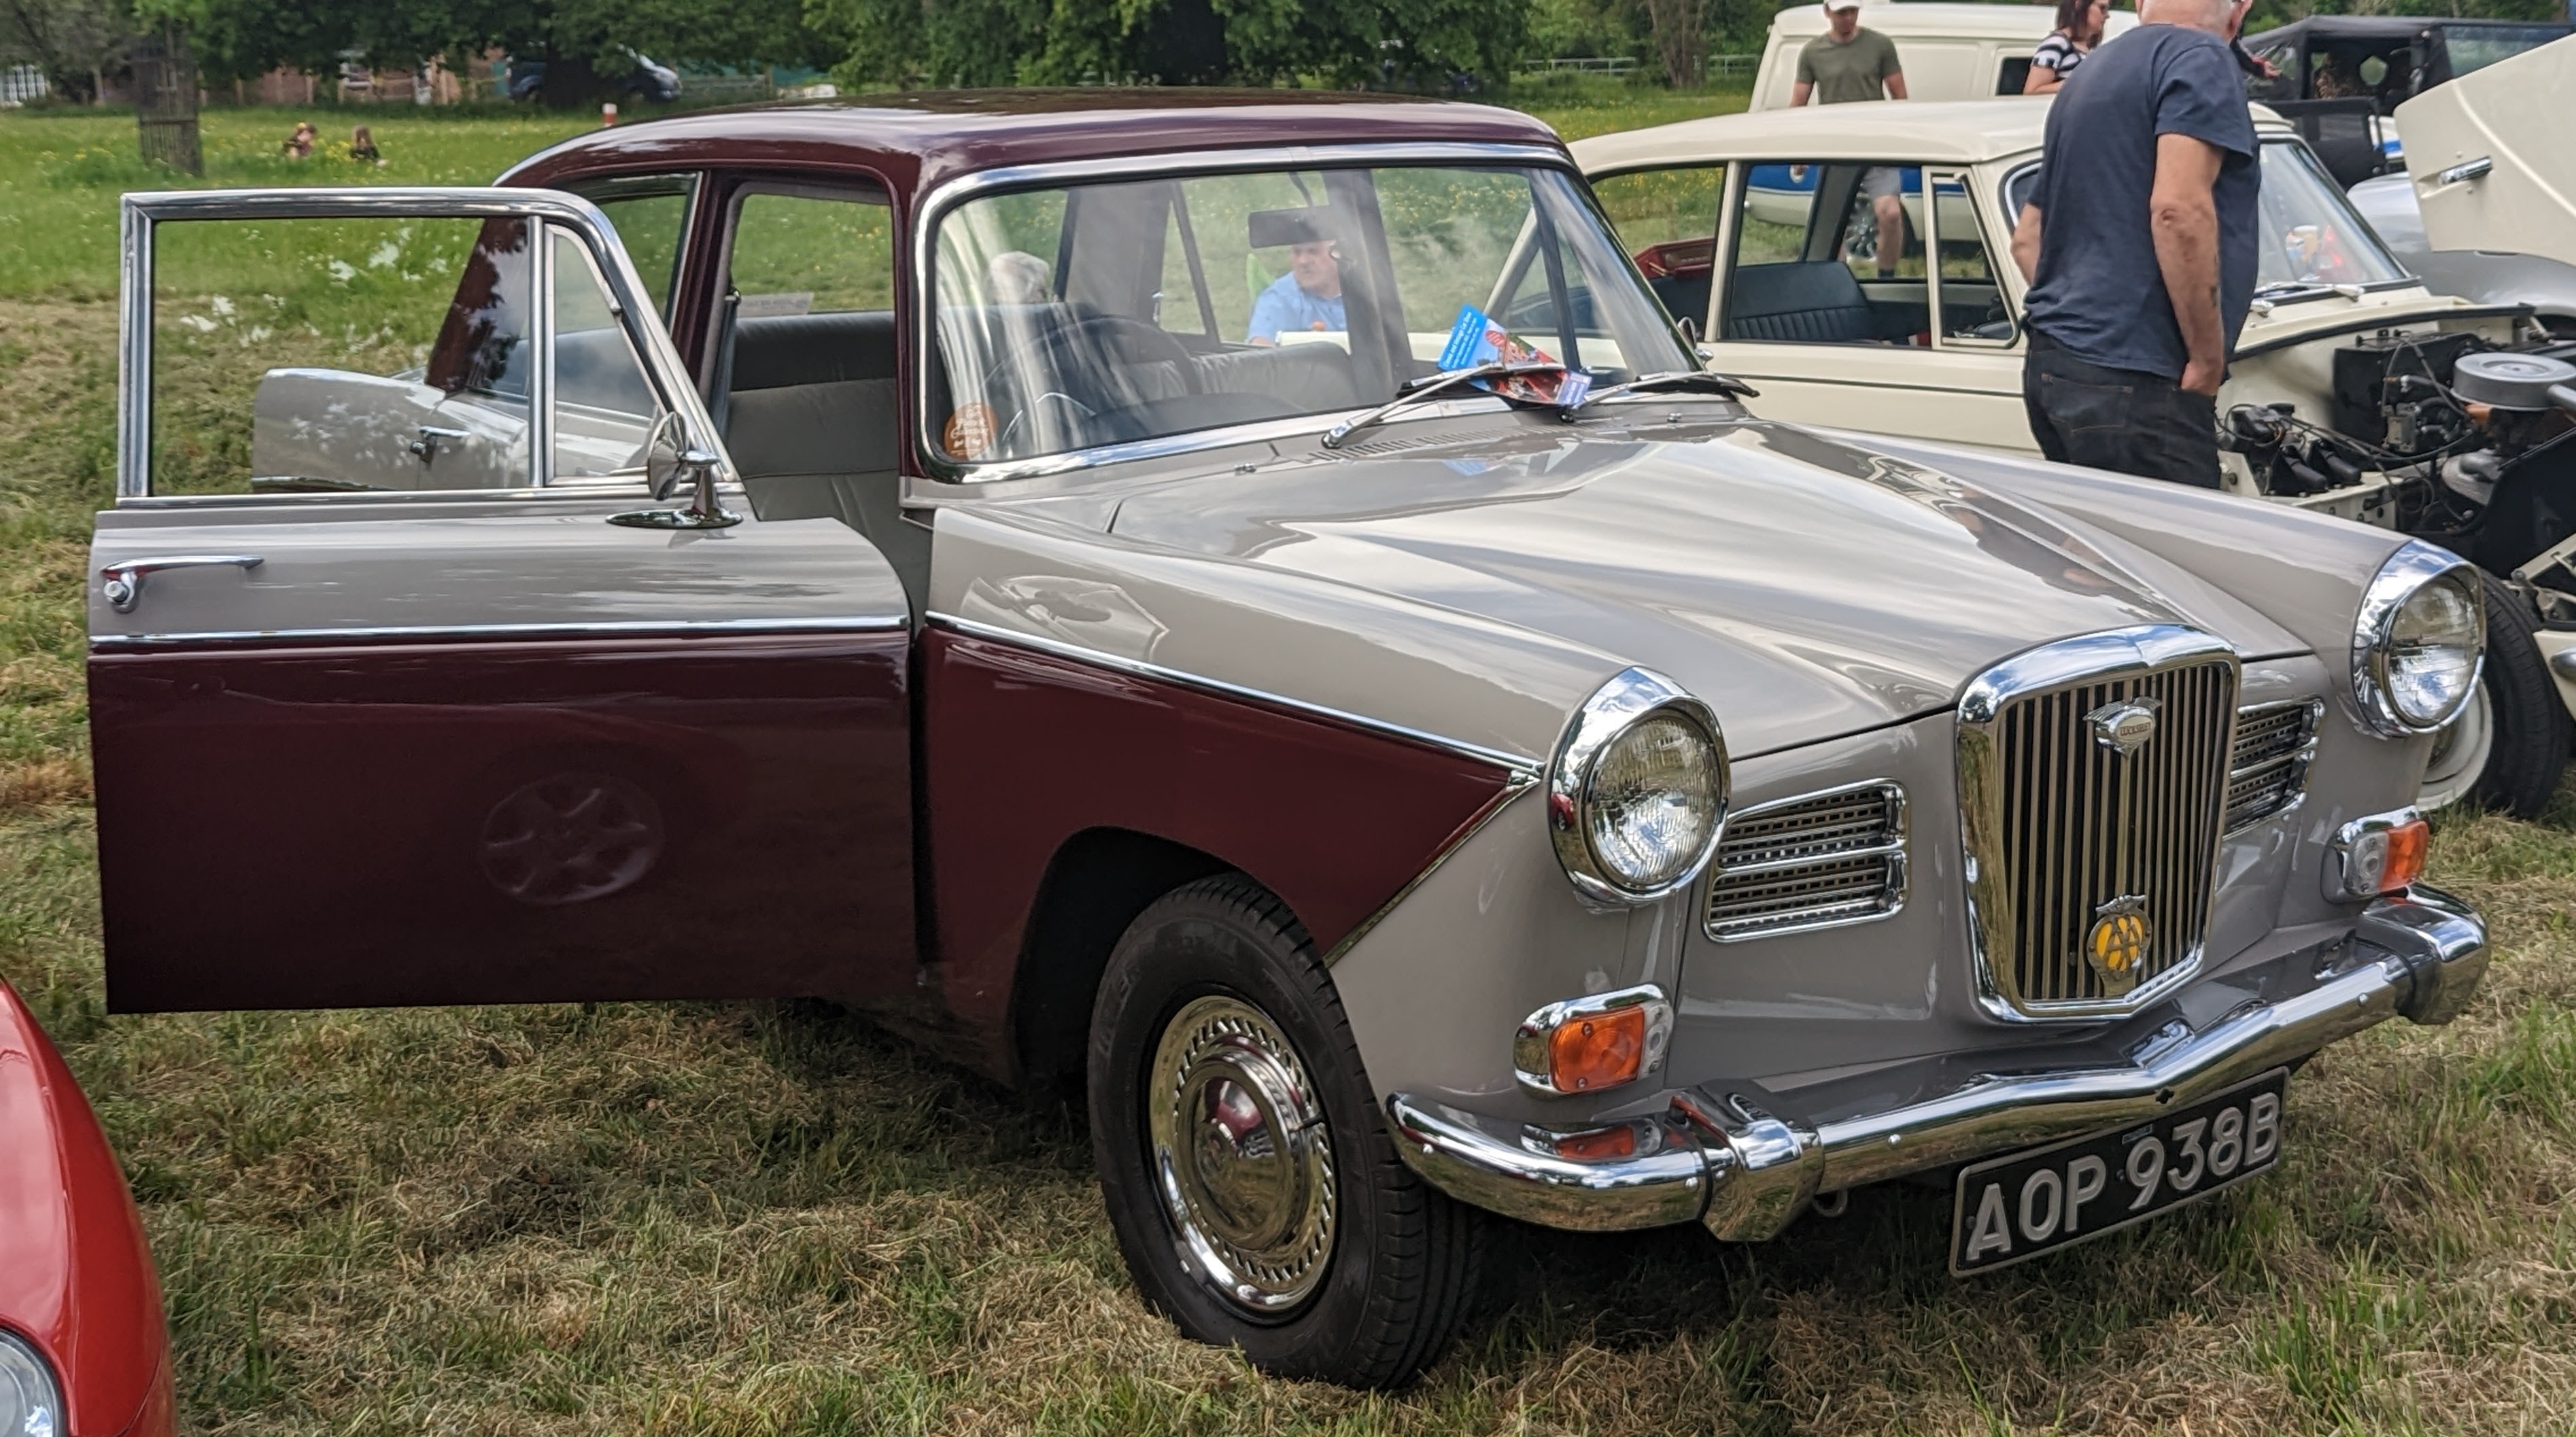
2025, 0, 2111, 93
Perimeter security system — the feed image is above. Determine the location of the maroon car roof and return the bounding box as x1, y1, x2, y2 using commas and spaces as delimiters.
498, 88, 1570, 201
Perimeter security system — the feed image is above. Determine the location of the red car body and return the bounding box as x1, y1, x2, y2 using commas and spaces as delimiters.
0, 980, 173, 1437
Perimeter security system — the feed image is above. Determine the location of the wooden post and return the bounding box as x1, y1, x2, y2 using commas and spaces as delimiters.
131, 26, 204, 175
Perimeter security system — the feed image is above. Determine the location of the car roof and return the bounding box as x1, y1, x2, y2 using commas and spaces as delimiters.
1573, 96, 2290, 171
1766, 2, 2122, 41
500, 88, 1568, 203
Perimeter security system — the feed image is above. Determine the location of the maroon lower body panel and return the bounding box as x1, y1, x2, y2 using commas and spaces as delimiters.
90, 631, 914, 1011
922, 625, 1516, 1068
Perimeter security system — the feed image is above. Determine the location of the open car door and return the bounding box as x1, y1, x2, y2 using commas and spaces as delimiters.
93, 189, 916, 1010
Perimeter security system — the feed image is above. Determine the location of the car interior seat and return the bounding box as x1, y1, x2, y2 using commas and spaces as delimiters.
1724, 260, 1878, 343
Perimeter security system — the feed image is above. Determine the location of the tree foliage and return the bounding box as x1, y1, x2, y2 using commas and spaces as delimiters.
0, 0, 132, 99
808, 0, 1531, 90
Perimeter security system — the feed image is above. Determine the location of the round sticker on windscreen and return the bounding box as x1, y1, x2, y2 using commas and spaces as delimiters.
944, 403, 997, 460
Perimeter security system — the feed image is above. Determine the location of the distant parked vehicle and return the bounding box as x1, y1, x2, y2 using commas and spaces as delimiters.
1747, 1, 2137, 109
506, 48, 682, 105
2237, 14, 2572, 186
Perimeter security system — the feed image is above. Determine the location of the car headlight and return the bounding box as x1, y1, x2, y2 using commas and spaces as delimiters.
2351, 540, 2484, 736
0, 1331, 62, 1437
1548, 668, 1729, 903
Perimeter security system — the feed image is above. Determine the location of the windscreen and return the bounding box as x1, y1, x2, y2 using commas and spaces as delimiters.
2252, 139, 2410, 292
927, 164, 1692, 466
2437, 24, 2566, 79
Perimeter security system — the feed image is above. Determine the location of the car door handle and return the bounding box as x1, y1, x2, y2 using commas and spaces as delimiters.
2435, 156, 2492, 186
409, 425, 469, 461
100, 554, 264, 612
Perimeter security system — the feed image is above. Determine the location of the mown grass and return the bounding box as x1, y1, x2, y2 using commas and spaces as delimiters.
2, 94, 2572, 1436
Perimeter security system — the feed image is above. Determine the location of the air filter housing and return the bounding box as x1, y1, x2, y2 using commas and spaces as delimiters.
2452, 351, 2576, 411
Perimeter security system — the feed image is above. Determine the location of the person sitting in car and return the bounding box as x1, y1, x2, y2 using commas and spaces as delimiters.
1248, 232, 1346, 345
2026, 0, 2112, 93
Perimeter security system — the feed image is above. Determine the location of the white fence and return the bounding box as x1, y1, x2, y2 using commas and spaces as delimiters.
0, 65, 50, 106
1520, 53, 1758, 81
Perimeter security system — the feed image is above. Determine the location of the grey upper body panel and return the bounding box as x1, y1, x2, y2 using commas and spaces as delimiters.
90, 493, 908, 644
935, 404, 2377, 765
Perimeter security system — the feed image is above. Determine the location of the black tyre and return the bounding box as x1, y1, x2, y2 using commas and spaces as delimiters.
2465, 570, 2571, 819
1087, 875, 1483, 1387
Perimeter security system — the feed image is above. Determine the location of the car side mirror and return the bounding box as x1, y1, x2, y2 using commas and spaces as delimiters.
613, 413, 740, 530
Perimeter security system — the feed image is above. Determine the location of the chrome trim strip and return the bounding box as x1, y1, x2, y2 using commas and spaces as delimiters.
1956, 625, 2240, 1023
1387, 888, 2488, 1236
2350, 540, 2486, 737
907, 142, 1573, 488
89, 614, 910, 650
1324, 776, 1534, 967
926, 611, 1540, 776
117, 187, 731, 501
1703, 778, 1906, 942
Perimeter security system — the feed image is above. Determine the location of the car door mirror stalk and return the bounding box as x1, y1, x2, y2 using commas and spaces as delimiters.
609, 449, 740, 530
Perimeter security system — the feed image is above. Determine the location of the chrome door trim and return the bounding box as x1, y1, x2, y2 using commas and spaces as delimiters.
117, 186, 730, 501
89, 614, 910, 651
908, 142, 1572, 487
927, 610, 1540, 776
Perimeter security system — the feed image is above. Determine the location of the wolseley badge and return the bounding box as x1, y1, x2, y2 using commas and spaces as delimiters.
2086, 697, 2162, 757
2086, 895, 2152, 996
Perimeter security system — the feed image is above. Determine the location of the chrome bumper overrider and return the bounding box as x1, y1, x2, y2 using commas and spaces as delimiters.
1388, 887, 2487, 1239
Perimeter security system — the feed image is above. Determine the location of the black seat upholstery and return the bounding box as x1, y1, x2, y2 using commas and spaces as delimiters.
721, 311, 923, 610
1725, 261, 1877, 344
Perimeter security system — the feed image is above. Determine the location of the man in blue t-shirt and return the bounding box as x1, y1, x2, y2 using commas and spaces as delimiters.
1248, 239, 1347, 345
2009, 0, 2260, 487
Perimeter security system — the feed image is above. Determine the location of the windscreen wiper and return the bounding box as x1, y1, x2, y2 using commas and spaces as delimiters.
1570, 370, 1759, 409
1320, 361, 1576, 450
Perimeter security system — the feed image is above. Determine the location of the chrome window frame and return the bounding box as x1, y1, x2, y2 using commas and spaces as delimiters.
1702, 778, 1908, 943
1955, 624, 2242, 1024
116, 186, 732, 504
1924, 167, 2019, 352
906, 142, 1583, 488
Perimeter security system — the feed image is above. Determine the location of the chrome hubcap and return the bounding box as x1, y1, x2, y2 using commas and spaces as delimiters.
1147, 994, 1335, 1315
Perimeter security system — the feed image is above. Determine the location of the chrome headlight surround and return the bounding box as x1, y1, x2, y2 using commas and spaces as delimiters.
2350, 540, 2485, 738
1547, 668, 1730, 905
0, 1329, 63, 1437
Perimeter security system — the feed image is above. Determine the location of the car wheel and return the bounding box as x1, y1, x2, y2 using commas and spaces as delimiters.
1087, 875, 1483, 1388
2462, 570, 2571, 819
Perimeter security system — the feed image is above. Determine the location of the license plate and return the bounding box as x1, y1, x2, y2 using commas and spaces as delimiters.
1951, 1068, 2288, 1275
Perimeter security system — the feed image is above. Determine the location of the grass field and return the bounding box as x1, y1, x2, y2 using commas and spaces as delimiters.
3, 96, 2574, 1436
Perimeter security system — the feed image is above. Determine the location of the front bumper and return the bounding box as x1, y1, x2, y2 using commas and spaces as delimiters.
1387, 886, 2487, 1239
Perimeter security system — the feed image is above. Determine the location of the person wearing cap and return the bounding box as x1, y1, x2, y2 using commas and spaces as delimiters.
2010, 0, 2260, 487
1793, 1, 1909, 279
1248, 237, 1346, 345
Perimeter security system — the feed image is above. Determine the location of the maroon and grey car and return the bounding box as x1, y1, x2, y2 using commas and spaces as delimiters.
92, 92, 2490, 1385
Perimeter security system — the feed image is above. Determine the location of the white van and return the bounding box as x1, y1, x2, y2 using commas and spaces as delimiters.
1749, 1, 2140, 110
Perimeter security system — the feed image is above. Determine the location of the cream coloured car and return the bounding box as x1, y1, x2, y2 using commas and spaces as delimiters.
1747, 1, 2138, 109
1577, 98, 2576, 816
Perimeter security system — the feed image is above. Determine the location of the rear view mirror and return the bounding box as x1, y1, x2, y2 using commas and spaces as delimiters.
615, 412, 738, 530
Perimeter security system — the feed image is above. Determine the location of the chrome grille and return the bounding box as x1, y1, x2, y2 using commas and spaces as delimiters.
1959, 630, 2239, 1018
1705, 782, 1905, 940
2224, 699, 2320, 833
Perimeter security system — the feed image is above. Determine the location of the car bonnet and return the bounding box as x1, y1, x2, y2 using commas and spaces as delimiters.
1101, 416, 2302, 759
2397, 33, 2576, 271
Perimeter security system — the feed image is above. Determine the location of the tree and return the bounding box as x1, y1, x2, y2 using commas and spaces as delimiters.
1641, 0, 1704, 89
0, 0, 131, 101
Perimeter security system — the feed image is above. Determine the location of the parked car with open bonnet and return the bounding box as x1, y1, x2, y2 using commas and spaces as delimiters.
1577, 97, 2576, 818
95, 90, 2493, 1387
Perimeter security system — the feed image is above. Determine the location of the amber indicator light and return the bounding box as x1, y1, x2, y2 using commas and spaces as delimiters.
1549, 1004, 1647, 1092
2380, 817, 2429, 894
1550, 1124, 1638, 1162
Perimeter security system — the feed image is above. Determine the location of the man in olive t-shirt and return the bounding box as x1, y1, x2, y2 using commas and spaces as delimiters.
1793, 0, 1909, 276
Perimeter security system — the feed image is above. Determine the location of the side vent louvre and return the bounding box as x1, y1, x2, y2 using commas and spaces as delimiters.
2225, 699, 2322, 833
1704, 782, 1906, 941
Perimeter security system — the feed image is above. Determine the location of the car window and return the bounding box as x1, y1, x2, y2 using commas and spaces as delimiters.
145, 215, 668, 496
727, 190, 895, 317
1721, 160, 1929, 345
1927, 173, 2013, 345
1591, 165, 1725, 333
2252, 140, 2409, 292
583, 175, 695, 318
551, 228, 667, 481
928, 164, 1691, 466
